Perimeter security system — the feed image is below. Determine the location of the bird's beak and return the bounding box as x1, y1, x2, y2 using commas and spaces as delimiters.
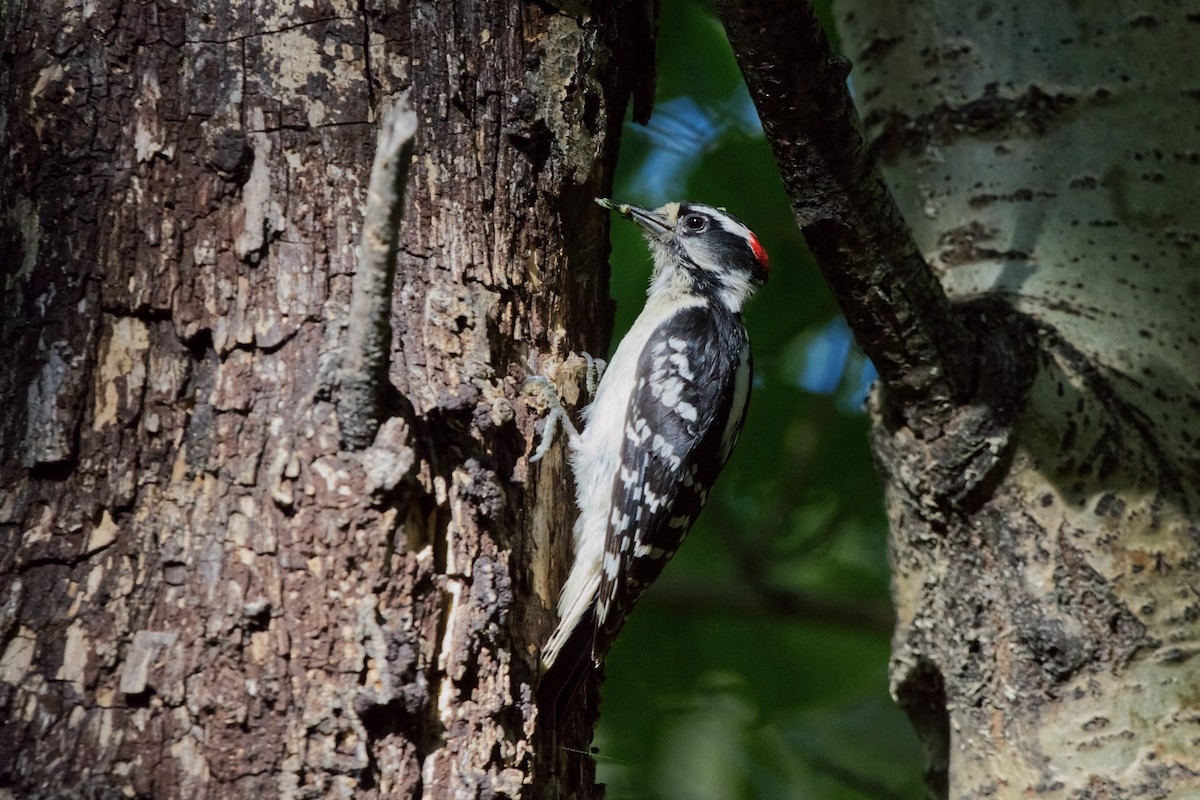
596, 198, 673, 242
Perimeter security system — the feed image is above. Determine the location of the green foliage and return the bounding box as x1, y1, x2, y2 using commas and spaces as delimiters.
593, 1, 924, 797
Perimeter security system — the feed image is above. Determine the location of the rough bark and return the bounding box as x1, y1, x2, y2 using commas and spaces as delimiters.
0, 1, 652, 797
724, 0, 1200, 797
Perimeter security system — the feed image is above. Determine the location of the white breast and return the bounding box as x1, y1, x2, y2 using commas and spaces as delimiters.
553, 293, 704, 622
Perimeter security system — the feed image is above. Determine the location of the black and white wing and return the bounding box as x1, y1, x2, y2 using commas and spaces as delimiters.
592, 306, 752, 660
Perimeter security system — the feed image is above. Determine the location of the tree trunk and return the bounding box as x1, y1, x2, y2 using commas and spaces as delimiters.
0, 1, 651, 797
831, 2, 1200, 797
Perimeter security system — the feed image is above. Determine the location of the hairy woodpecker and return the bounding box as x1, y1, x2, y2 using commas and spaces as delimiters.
533, 198, 769, 714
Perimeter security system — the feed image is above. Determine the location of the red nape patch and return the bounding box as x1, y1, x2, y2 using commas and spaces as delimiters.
749, 233, 769, 270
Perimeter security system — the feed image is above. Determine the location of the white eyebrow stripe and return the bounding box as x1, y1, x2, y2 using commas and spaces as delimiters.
690, 203, 753, 240
717, 216, 752, 239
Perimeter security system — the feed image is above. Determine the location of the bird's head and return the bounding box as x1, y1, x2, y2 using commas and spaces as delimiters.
598, 199, 769, 312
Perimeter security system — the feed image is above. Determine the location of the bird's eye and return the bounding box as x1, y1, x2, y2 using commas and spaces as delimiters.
683, 214, 707, 232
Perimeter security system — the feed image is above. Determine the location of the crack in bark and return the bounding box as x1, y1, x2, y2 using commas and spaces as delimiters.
357, 0, 377, 113
182, 16, 349, 46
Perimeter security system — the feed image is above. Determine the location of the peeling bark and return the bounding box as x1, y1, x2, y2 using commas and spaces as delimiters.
0, 1, 653, 797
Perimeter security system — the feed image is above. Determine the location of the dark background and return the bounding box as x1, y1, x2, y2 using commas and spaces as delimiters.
595, 1, 924, 797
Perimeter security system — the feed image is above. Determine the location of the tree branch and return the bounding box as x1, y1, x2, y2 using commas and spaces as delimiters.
338, 96, 418, 450
717, 2, 976, 437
